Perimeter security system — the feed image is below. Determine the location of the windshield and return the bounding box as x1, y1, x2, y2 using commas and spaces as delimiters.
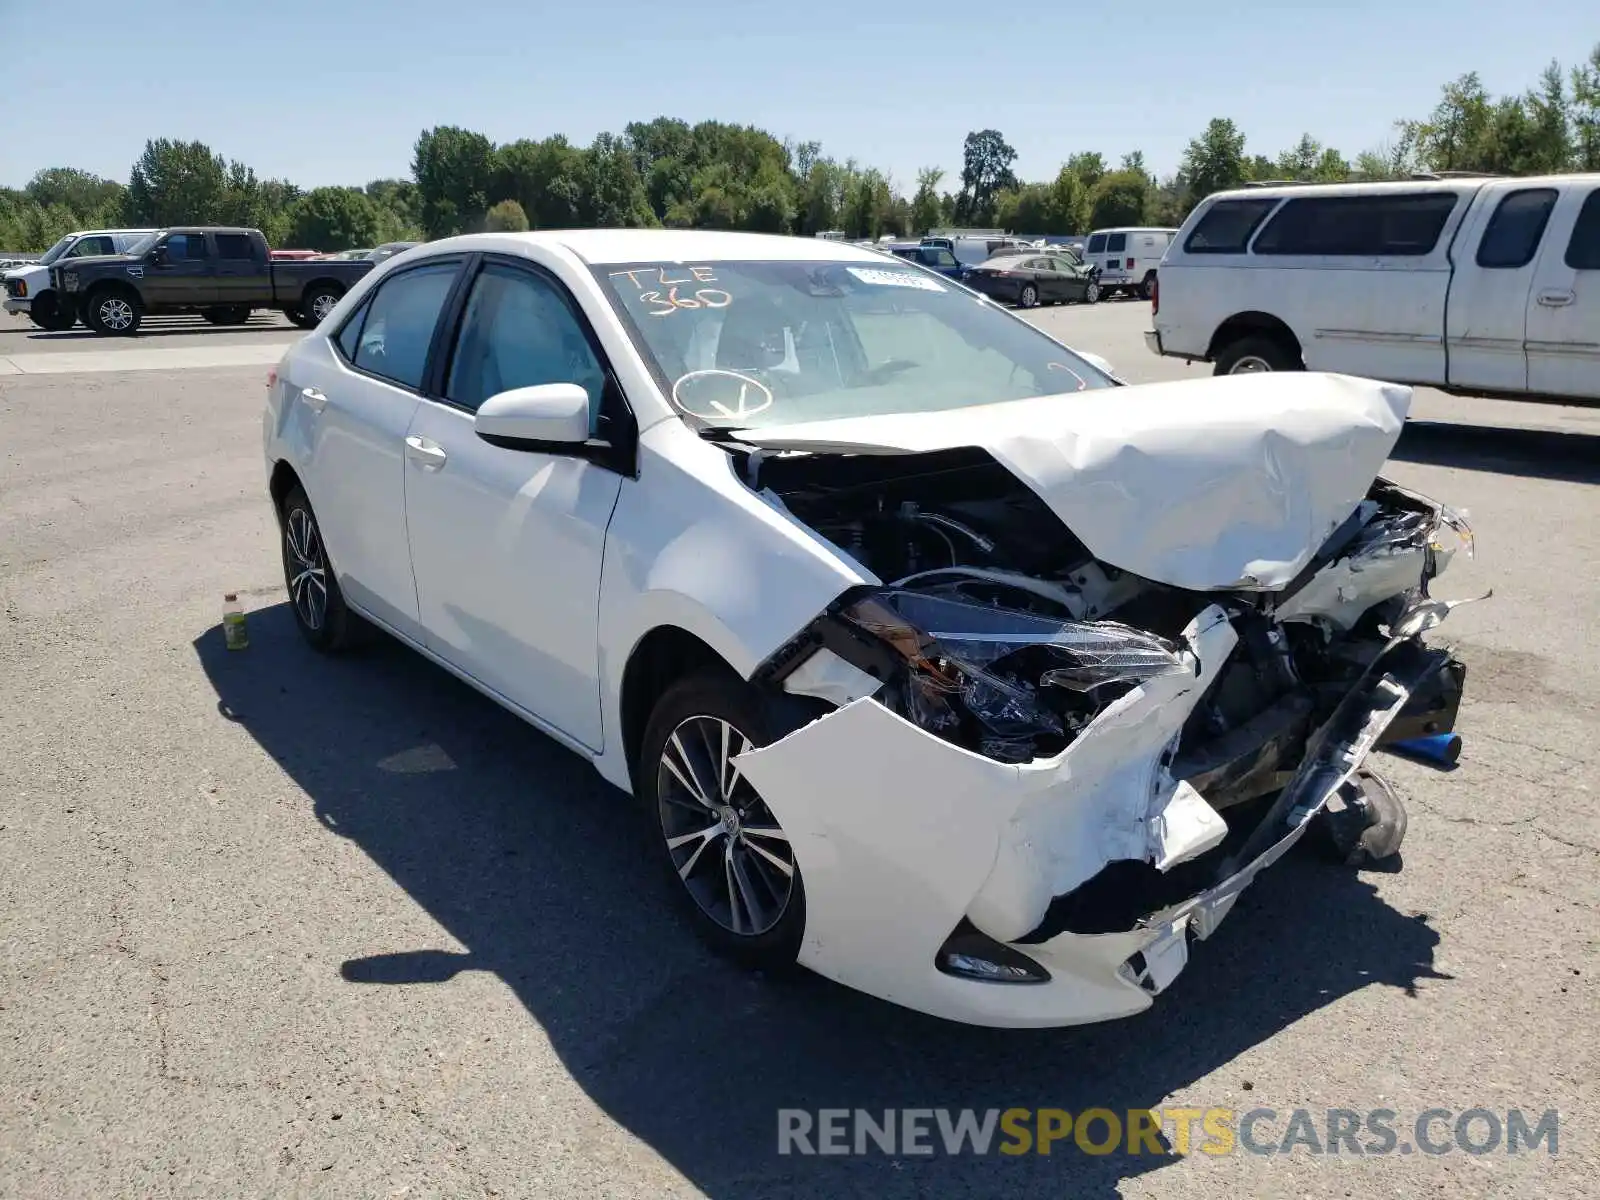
123, 232, 163, 256
595, 258, 1114, 430
37, 236, 76, 266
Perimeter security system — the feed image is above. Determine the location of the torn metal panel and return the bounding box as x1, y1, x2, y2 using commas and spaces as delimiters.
736, 372, 1411, 591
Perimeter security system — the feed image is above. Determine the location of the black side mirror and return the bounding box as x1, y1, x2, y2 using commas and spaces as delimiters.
149, 245, 168, 265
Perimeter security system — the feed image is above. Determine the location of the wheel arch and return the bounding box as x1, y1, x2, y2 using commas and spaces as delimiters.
1206, 311, 1302, 362
618, 625, 739, 789
268, 459, 304, 517
298, 276, 347, 304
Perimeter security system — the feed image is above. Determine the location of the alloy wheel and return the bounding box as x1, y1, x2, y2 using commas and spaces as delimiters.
311, 293, 338, 321
99, 297, 134, 331
656, 715, 795, 936
284, 506, 329, 631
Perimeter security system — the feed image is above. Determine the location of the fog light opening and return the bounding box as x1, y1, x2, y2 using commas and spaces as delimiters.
935, 921, 1051, 984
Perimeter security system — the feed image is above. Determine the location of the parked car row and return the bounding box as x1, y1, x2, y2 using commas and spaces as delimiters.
1149, 172, 1600, 402
3, 231, 419, 332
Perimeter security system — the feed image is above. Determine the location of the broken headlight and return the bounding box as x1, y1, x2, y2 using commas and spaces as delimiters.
838, 589, 1193, 763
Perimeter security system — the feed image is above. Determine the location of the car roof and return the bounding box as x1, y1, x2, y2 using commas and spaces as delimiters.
412, 229, 895, 268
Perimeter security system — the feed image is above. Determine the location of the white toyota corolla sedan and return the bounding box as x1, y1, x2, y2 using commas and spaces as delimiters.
263, 229, 1476, 1028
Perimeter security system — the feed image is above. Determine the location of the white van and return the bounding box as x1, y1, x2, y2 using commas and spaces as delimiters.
1081, 227, 1176, 298
3, 228, 157, 330
1146, 175, 1600, 402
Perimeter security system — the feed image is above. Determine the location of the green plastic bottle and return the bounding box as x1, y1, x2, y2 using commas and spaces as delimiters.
222, 592, 249, 651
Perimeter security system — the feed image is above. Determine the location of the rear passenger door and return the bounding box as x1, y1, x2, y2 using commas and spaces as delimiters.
1526, 185, 1600, 401
213, 232, 264, 310
1445, 185, 1558, 393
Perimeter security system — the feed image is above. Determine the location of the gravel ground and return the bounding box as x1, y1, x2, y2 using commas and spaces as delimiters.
1, 305, 1595, 1198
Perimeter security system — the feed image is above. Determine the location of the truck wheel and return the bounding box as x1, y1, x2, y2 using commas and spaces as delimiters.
301, 285, 343, 326
1213, 335, 1302, 376
28, 292, 77, 332
203, 306, 251, 326
1141, 271, 1157, 301
84, 288, 141, 337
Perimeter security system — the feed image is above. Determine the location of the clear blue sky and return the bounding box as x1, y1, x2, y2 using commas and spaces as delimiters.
1, 0, 1593, 192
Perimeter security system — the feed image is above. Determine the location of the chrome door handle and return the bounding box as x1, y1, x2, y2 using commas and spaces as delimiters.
300, 386, 328, 413
1536, 290, 1575, 308
404, 436, 448, 469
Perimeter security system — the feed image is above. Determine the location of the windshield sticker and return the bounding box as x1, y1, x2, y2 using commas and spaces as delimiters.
845, 267, 945, 292
671, 370, 774, 422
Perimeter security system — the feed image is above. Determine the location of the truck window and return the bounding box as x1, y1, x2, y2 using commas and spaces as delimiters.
1183, 198, 1278, 253
67, 236, 115, 258
1252, 192, 1459, 257
165, 233, 210, 261
1475, 190, 1557, 269
1086, 234, 1106, 254
215, 233, 255, 261
1106, 233, 1127, 253
1565, 189, 1600, 270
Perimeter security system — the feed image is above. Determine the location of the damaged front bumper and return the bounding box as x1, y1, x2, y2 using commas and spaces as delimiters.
733, 610, 1463, 1028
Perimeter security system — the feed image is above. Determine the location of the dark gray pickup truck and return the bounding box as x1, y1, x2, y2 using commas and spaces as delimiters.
54, 227, 375, 336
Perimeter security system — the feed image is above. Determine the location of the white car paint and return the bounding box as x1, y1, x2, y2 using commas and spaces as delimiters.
1081, 227, 1175, 295
1149, 174, 1600, 402
264, 229, 1470, 1028
736, 372, 1411, 591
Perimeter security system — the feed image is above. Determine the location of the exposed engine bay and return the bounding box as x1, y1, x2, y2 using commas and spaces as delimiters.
741, 443, 1474, 937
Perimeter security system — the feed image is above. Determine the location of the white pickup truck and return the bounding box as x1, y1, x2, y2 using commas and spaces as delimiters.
1146, 174, 1600, 402
3, 228, 156, 331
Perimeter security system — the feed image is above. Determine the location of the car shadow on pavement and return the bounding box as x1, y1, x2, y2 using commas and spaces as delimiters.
25, 320, 292, 341
1394, 421, 1600, 485
195, 604, 1447, 1199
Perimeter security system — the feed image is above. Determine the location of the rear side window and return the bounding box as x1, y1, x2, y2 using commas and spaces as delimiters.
1183, 198, 1279, 253
1476, 190, 1557, 269
215, 233, 255, 261
349, 262, 459, 391
1566, 189, 1600, 270
1253, 192, 1460, 256
1106, 233, 1127, 253
1086, 233, 1107, 254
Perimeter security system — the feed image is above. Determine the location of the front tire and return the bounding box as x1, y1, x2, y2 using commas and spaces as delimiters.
28, 292, 76, 332
640, 672, 806, 971
279, 485, 356, 652
1213, 335, 1303, 376
1018, 283, 1039, 309
1083, 279, 1101, 304
84, 288, 141, 336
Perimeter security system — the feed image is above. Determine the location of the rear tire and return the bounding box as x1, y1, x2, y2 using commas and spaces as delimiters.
279, 485, 356, 653
301, 284, 343, 327
639, 671, 808, 972
1213, 335, 1303, 376
84, 287, 141, 336
1141, 271, 1157, 301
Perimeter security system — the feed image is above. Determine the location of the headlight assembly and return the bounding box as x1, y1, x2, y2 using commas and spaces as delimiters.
835, 589, 1192, 763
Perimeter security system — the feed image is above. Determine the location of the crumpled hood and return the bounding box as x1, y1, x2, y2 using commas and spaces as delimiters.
741, 372, 1411, 591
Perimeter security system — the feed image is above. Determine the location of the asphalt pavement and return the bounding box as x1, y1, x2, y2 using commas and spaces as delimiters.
1, 303, 1595, 1198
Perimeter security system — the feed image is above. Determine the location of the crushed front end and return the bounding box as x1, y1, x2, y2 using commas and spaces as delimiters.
732, 447, 1477, 1027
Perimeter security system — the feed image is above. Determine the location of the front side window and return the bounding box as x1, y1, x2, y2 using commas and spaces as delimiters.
445, 262, 607, 429
1086, 233, 1107, 254
1565, 188, 1600, 270
1184, 199, 1279, 253
348, 262, 459, 390
1253, 192, 1460, 256
67, 236, 114, 258
596, 258, 1114, 431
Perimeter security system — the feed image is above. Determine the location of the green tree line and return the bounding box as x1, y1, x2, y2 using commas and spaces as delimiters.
3, 46, 1596, 253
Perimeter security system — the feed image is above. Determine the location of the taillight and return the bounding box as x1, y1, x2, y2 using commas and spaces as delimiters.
266, 368, 277, 389
1126, 257, 1136, 269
